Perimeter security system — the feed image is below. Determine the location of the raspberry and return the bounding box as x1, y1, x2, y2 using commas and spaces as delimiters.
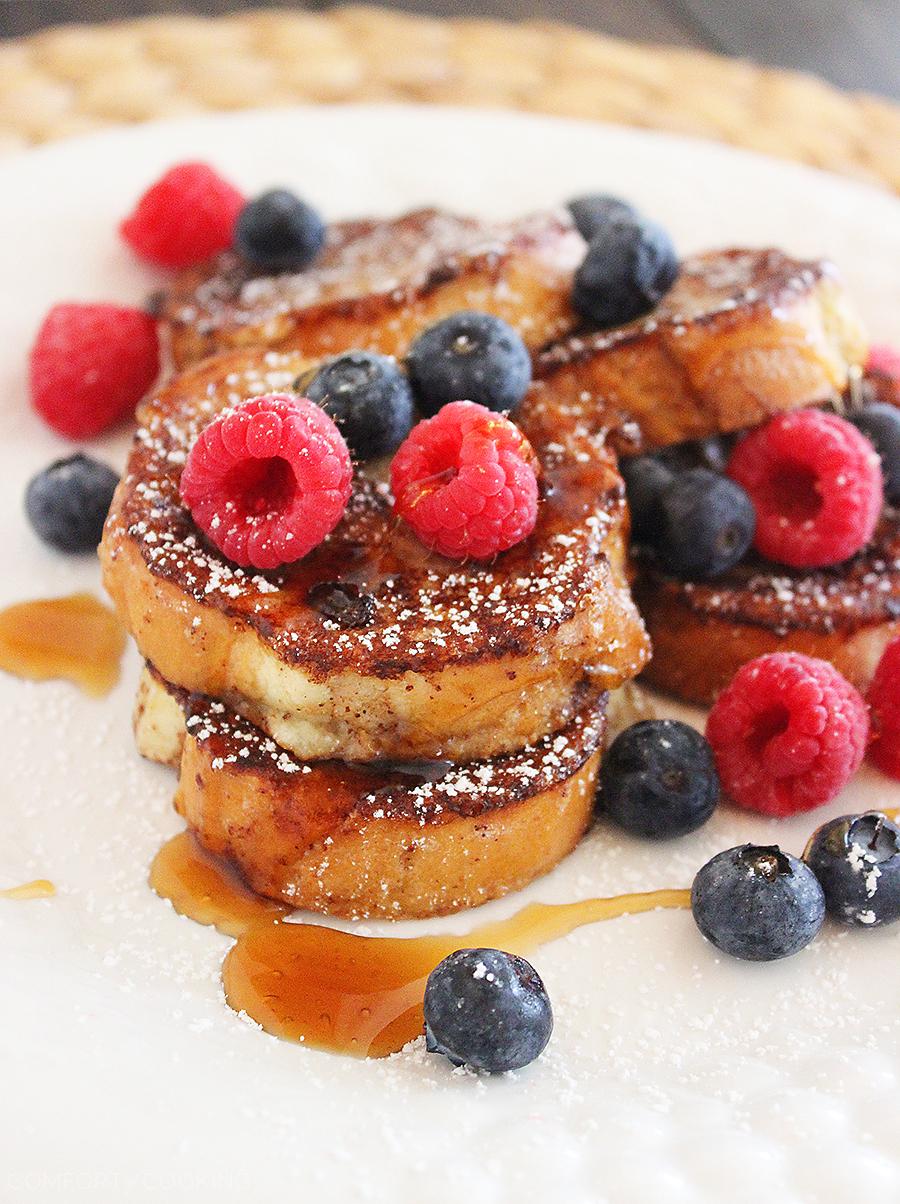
868, 637, 900, 779
120, 162, 245, 269
727, 409, 883, 568
29, 303, 159, 439
180, 394, 352, 570
390, 401, 538, 560
706, 652, 869, 817
867, 344, 900, 380
865, 344, 900, 408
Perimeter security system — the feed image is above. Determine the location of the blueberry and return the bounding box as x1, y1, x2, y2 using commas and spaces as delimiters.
655, 467, 755, 579
804, 812, 900, 928
305, 351, 414, 459
572, 217, 679, 328
423, 948, 552, 1072
620, 455, 673, 543
406, 311, 531, 417
307, 581, 376, 628
599, 719, 719, 839
849, 403, 900, 504
656, 435, 734, 475
235, 189, 326, 273
566, 193, 638, 241
692, 844, 825, 961
24, 453, 119, 554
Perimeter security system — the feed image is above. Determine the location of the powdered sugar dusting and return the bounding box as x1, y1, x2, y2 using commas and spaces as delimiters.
183, 684, 606, 825
106, 349, 640, 679
538, 248, 830, 370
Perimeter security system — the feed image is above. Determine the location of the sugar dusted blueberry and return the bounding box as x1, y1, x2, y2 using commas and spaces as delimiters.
599, 719, 719, 839
572, 217, 678, 328
406, 311, 531, 417
655, 467, 755, 579
424, 948, 552, 1072
692, 844, 825, 961
305, 351, 414, 460
804, 812, 900, 928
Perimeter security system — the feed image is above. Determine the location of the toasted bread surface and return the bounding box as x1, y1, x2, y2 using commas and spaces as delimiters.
138, 667, 604, 919
163, 208, 583, 368
532, 249, 868, 452
635, 510, 900, 704
102, 348, 648, 762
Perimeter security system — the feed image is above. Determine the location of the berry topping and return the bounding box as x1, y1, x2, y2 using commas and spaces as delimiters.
867, 344, 900, 380
656, 467, 755, 579
705, 652, 869, 817
179, 393, 352, 571
804, 812, 900, 928
598, 719, 719, 839
406, 311, 531, 417
24, 453, 118, 554
390, 401, 539, 561
423, 948, 553, 1072
234, 189, 326, 273
868, 636, 900, 779
304, 351, 414, 459
620, 455, 673, 543
566, 193, 638, 241
656, 435, 734, 475
307, 581, 375, 629
29, 303, 159, 439
691, 845, 825, 961
849, 403, 900, 504
726, 409, 883, 568
572, 217, 678, 328
120, 162, 245, 269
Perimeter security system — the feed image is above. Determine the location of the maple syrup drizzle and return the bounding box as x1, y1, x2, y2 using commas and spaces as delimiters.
150, 832, 690, 1059
0, 593, 126, 697
0, 879, 55, 900
149, 831, 286, 939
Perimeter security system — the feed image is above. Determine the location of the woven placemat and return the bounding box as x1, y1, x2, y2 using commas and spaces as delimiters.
1, 6, 898, 192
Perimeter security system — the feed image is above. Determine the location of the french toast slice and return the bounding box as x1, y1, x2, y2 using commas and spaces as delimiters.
135, 667, 605, 920
162, 208, 583, 369
101, 348, 649, 763
635, 510, 900, 705
531, 249, 868, 452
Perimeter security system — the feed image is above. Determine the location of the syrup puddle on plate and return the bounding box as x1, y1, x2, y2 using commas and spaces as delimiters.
0, 592, 126, 696
0, 879, 55, 900
150, 831, 690, 1058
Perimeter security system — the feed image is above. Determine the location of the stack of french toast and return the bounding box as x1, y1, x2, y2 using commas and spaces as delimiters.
99, 201, 879, 920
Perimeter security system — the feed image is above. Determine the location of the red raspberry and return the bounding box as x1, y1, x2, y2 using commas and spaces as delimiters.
180, 393, 352, 571
865, 344, 900, 408
727, 409, 883, 568
706, 652, 869, 817
867, 344, 900, 380
120, 162, 245, 269
390, 401, 538, 560
868, 637, 900, 779
29, 303, 159, 439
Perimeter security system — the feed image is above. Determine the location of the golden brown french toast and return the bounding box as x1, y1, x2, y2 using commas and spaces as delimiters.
531, 249, 868, 452
162, 208, 583, 369
136, 667, 605, 920
101, 347, 649, 763
635, 510, 900, 705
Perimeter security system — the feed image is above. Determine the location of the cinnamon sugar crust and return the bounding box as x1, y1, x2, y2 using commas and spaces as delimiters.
162, 207, 584, 368
531, 248, 868, 452
636, 511, 900, 705
102, 348, 648, 762
136, 666, 607, 919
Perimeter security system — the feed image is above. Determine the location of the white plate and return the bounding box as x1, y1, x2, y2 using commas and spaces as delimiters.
1, 105, 899, 1204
